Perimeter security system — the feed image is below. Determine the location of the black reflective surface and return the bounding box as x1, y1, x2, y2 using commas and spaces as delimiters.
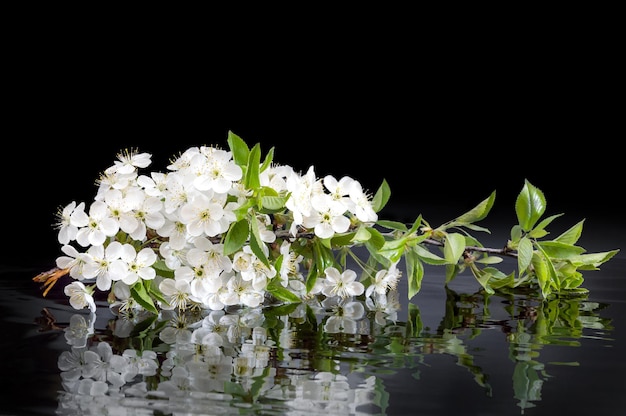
2, 248, 625, 415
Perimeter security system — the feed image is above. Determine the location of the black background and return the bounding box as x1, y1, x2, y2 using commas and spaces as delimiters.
3, 23, 623, 270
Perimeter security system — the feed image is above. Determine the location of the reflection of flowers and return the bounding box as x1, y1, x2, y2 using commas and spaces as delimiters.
51, 288, 613, 415
365, 290, 399, 326
64, 313, 95, 348
55, 297, 385, 415
323, 298, 365, 334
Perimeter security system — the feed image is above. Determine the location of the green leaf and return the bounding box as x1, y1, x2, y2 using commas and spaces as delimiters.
260, 194, 290, 212
352, 226, 372, 243
314, 240, 336, 272
363, 226, 385, 250
224, 219, 249, 256
536, 241, 586, 259
407, 215, 423, 235
330, 232, 356, 247
305, 265, 320, 294
371, 179, 391, 213
567, 249, 620, 269
455, 191, 496, 223
528, 213, 564, 238
249, 217, 270, 268
413, 244, 447, 265
510, 224, 523, 243
259, 146, 275, 173
476, 256, 503, 265
515, 180, 546, 232
456, 222, 491, 234
267, 282, 302, 303
531, 252, 550, 297
376, 219, 408, 232
445, 263, 460, 284
405, 249, 424, 299
533, 246, 560, 298
378, 244, 406, 263
148, 282, 169, 306
130, 281, 158, 314
527, 228, 548, 239
557, 264, 584, 290
152, 259, 174, 279
244, 143, 262, 190
232, 198, 255, 221
554, 219, 585, 245
486, 268, 515, 289
469, 266, 495, 295
517, 236, 534, 275
227, 131, 250, 167
444, 232, 466, 264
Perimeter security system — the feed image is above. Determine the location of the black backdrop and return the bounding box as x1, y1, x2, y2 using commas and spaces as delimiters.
4, 37, 623, 269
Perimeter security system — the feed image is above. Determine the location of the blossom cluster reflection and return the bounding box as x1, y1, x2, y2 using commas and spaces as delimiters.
51, 287, 613, 415
55, 291, 400, 415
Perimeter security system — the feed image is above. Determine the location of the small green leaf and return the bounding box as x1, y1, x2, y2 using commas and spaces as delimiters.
352, 226, 372, 243
517, 236, 534, 274
305, 266, 320, 294
531, 252, 550, 297
260, 194, 289, 212
405, 249, 424, 299
331, 232, 356, 247
529, 213, 564, 238
533, 245, 560, 297
224, 219, 249, 256
407, 215, 423, 234
376, 220, 408, 232
510, 225, 523, 243
486, 268, 515, 289
528, 228, 549, 239
537, 241, 586, 259
152, 259, 174, 278
515, 180, 546, 232
371, 179, 391, 213
378, 241, 406, 263
130, 282, 158, 314
249, 217, 270, 268
567, 249, 619, 269
476, 256, 503, 265
469, 266, 495, 295
227, 131, 250, 167
455, 191, 496, 223
554, 219, 585, 245
259, 146, 275, 173
267, 283, 302, 303
148, 282, 169, 306
363, 227, 385, 250
444, 232, 466, 264
413, 244, 447, 265
244, 143, 262, 190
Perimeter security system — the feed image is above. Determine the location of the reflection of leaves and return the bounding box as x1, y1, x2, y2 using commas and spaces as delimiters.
457, 351, 492, 396
513, 361, 545, 411
406, 303, 423, 338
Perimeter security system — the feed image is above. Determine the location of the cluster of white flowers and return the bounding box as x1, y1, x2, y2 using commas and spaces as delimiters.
54, 145, 398, 315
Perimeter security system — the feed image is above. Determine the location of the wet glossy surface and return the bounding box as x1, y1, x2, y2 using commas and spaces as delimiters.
2, 252, 625, 415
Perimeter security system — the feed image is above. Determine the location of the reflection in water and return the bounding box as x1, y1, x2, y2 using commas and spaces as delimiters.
43, 286, 612, 415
